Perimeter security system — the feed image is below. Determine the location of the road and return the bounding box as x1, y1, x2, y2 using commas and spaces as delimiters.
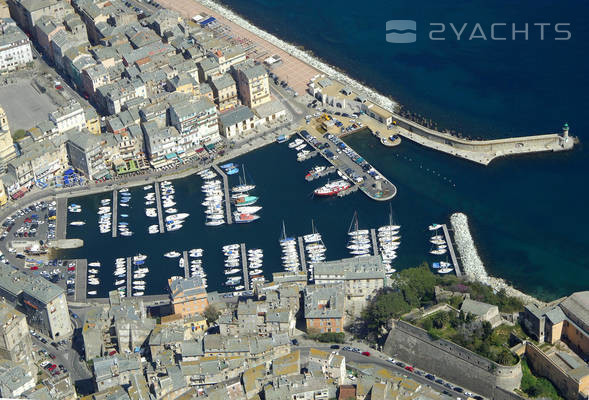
294, 345, 477, 399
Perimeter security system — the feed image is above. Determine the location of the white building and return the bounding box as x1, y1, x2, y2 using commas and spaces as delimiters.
219, 105, 255, 139
0, 18, 33, 72
49, 100, 86, 134
169, 98, 220, 148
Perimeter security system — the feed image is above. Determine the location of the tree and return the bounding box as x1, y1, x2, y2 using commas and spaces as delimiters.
482, 321, 493, 340
203, 305, 220, 324
12, 129, 26, 141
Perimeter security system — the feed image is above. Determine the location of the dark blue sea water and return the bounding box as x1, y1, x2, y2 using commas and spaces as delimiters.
61, 1, 588, 300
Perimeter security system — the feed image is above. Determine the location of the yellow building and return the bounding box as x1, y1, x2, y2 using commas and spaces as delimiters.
167, 276, 209, 318
84, 108, 101, 135
235, 63, 271, 108
0, 106, 16, 164
0, 178, 7, 207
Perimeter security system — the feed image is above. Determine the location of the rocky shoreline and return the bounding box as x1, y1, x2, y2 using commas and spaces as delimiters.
201, 0, 398, 112
450, 213, 544, 306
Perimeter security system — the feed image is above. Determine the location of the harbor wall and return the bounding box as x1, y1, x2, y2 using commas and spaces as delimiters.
450, 212, 543, 306
383, 319, 522, 398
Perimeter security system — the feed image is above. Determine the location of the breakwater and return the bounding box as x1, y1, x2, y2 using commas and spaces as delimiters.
450, 213, 543, 306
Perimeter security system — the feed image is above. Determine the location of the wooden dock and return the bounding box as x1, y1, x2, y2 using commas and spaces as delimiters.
240, 243, 249, 290
182, 251, 189, 278
154, 182, 165, 233
111, 190, 117, 238
56, 197, 67, 240
370, 229, 379, 256
74, 259, 87, 302
441, 224, 462, 277
212, 165, 232, 224
126, 257, 132, 297
297, 237, 307, 275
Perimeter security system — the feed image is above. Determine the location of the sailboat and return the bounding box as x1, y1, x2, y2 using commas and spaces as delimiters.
232, 165, 256, 193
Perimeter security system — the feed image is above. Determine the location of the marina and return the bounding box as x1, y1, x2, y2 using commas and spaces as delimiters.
442, 224, 461, 277
297, 130, 396, 201
212, 164, 233, 224
154, 182, 165, 233
111, 190, 117, 238
240, 243, 250, 291
370, 229, 379, 256
297, 236, 307, 274
126, 257, 132, 298
183, 251, 189, 279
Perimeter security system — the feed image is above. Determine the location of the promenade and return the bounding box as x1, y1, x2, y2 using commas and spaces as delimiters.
111, 190, 117, 238
154, 182, 165, 233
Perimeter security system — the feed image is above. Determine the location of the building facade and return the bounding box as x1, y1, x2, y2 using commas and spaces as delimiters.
168, 276, 209, 318
0, 18, 32, 71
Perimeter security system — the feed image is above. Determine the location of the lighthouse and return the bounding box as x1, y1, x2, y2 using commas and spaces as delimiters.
562, 123, 570, 140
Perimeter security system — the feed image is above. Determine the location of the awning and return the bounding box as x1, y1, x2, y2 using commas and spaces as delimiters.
206, 143, 215, 150
165, 153, 177, 160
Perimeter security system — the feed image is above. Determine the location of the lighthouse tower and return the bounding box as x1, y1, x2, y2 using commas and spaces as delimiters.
562, 123, 570, 140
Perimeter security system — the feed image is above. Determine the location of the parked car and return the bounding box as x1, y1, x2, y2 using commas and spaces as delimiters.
404, 365, 414, 372
361, 351, 370, 357
330, 345, 340, 349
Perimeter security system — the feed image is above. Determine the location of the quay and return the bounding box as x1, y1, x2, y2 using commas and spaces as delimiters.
182, 251, 189, 278
55, 197, 67, 240
297, 237, 307, 275
111, 190, 117, 238
126, 257, 132, 297
441, 224, 462, 277
297, 130, 396, 201
154, 182, 165, 233
310, 78, 576, 165
304, 166, 336, 181
74, 259, 87, 303
240, 243, 249, 291
370, 229, 379, 256
212, 164, 232, 224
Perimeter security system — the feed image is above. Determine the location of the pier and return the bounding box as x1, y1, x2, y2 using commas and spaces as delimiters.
311, 78, 576, 165
370, 229, 379, 256
74, 259, 87, 303
182, 251, 189, 278
126, 257, 132, 297
304, 166, 336, 181
56, 197, 67, 240
297, 130, 396, 201
297, 237, 307, 275
441, 224, 462, 277
154, 182, 165, 233
212, 164, 232, 224
112, 190, 117, 238
240, 243, 249, 290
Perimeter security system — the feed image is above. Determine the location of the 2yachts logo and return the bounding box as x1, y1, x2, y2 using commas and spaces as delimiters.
386, 20, 571, 43
385, 20, 417, 43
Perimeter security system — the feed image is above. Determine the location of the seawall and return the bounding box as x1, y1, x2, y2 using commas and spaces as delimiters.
383, 319, 522, 398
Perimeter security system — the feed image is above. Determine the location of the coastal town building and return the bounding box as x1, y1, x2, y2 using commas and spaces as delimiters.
0, 300, 34, 372
308, 348, 346, 384
312, 255, 387, 317
92, 354, 142, 392
304, 284, 345, 333
0, 105, 15, 167
218, 105, 255, 139
0, 264, 72, 339
168, 276, 209, 318
7, 0, 73, 34
169, 97, 221, 149
0, 17, 32, 71
460, 298, 502, 328
0, 360, 35, 398
66, 130, 109, 180
234, 63, 271, 108
210, 73, 238, 111
49, 100, 87, 134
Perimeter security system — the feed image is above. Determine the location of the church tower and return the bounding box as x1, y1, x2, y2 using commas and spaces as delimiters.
0, 106, 16, 168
